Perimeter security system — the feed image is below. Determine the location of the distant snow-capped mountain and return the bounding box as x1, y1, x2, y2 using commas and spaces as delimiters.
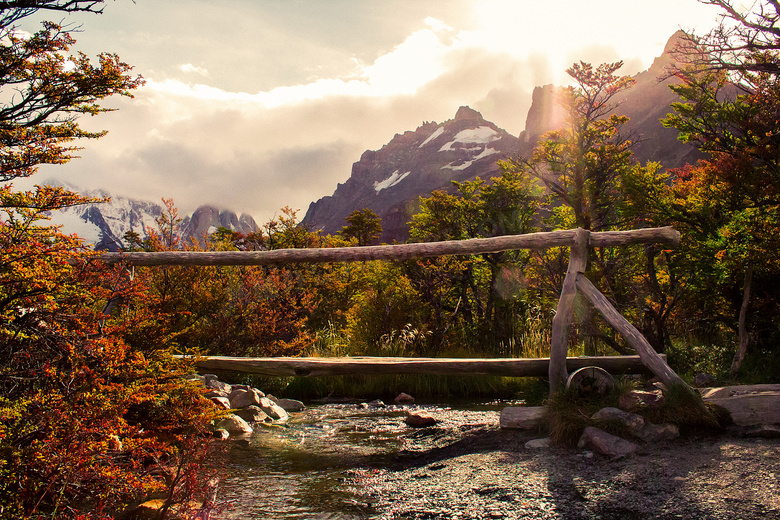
42, 182, 258, 251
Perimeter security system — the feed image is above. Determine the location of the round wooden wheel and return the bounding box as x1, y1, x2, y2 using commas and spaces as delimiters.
565, 366, 615, 396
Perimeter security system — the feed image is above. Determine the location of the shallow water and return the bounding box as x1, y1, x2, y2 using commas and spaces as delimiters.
214, 399, 515, 519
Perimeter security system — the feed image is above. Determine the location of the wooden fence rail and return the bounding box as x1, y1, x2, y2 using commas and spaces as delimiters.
94, 227, 680, 266
97, 226, 686, 395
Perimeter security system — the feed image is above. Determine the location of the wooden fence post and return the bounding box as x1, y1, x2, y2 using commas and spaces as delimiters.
549, 227, 590, 393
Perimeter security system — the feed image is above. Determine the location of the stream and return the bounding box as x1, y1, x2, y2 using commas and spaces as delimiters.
214, 399, 518, 519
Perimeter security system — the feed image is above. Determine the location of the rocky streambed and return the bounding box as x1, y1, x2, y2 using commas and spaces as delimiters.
197, 374, 780, 520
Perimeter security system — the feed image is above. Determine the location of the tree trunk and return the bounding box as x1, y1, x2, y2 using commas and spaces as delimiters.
549, 228, 591, 393
188, 354, 662, 377
730, 263, 753, 376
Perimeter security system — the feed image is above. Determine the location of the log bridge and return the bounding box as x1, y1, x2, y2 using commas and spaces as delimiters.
98, 226, 684, 394
185, 354, 663, 378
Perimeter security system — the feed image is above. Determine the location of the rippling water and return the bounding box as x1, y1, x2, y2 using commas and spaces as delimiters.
214, 400, 512, 519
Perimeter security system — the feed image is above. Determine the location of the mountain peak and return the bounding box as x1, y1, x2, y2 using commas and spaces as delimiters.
454, 106, 484, 121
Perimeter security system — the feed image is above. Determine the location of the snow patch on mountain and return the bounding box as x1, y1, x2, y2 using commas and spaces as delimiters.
439, 126, 500, 151
419, 126, 444, 148
374, 170, 411, 192
40, 180, 258, 250
442, 147, 500, 171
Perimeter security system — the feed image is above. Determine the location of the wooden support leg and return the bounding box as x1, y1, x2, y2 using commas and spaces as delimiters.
549, 228, 590, 394
574, 272, 688, 390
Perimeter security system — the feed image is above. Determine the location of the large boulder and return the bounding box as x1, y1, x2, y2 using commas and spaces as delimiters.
276, 398, 305, 412
205, 378, 232, 394
234, 405, 271, 424
209, 396, 231, 410
229, 388, 263, 409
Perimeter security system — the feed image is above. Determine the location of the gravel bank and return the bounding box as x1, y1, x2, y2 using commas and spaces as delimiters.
346, 425, 780, 519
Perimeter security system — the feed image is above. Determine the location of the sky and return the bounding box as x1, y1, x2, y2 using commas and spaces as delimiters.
17, 0, 725, 224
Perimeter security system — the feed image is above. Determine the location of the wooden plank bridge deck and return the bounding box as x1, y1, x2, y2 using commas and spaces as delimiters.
186, 355, 662, 377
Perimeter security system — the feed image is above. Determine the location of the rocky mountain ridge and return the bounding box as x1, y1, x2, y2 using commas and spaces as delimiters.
303, 105, 524, 242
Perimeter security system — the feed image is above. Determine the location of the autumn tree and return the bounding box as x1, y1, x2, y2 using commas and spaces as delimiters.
1, 4, 220, 518
661, 25, 780, 374
407, 166, 542, 350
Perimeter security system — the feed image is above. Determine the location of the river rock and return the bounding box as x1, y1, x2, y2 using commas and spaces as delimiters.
592, 407, 645, 433
578, 426, 638, 458
209, 396, 231, 410
205, 378, 232, 394
234, 405, 271, 424
229, 388, 263, 409
499, 406, 546, 430
525, 437, 552, 449
405, 413, 437, 428
204, 389, 228, 399
212, 428, 230, 440
215, 414, 253, 435
258, 397, 289, 421
367, 399, 386, 408
394, 392, 415, 403
635, 422, 680, 442
276, 398, 305, 412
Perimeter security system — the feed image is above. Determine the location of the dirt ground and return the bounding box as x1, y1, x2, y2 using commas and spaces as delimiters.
345, 424, 780, 519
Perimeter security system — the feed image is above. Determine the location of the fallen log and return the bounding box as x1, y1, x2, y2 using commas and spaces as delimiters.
700, 384, 780, 426
185, 355, 663, 377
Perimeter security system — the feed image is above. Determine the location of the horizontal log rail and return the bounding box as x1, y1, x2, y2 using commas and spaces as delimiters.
183, 355, 663, 378
93, 226, 680, 266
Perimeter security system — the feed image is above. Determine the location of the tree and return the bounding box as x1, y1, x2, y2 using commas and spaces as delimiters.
521, 61, 635, 232
340, 208, 383, 246
407, 166, 542, 350
675, 0, 780, 80
1, 6, 143, 183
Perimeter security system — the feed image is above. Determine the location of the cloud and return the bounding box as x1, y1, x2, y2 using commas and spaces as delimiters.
179, 63, 209, 76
